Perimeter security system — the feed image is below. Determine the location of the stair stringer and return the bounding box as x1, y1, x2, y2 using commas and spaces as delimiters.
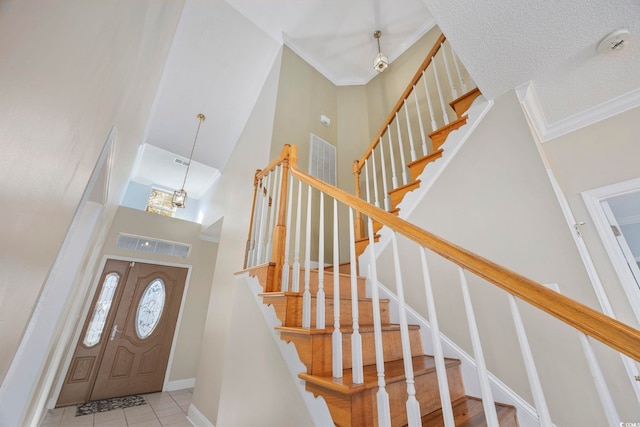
236, 270, 335, 427
361, 277, 544, 427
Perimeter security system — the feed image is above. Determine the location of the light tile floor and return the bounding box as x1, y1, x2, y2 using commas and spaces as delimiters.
40, 389, 193, 427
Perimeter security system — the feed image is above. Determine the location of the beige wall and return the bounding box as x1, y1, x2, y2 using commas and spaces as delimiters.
374, 91, 638, 424
543, 106, 640, 329
100, 207, 217, 382
0, 0, 184, 385
193, 47, 317, 426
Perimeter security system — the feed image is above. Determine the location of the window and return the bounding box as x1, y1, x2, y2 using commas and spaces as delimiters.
83, 273, 119, 347
136, 279, 166, 339
146, 188, 176, 217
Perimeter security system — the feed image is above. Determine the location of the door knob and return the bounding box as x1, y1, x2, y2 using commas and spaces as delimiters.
110, 324, 122, 341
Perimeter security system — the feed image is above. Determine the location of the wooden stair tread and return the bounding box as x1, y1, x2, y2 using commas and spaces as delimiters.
388, 179, 421, 195
260, 292, 389, 303
300, 355, 461, 395
276, 323, 420, 335
420, 396, 517, 427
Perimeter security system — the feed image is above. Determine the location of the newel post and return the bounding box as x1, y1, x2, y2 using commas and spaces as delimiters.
244, 169, 262, 269
353, 160, 365, 240
269, 145, 291, 291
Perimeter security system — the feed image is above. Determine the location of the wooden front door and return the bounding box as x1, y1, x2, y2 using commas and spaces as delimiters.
57, 259, 188, 406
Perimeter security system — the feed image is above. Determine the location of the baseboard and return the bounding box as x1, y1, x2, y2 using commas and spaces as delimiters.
165, 378, 196, 391
187, 403, 215, 427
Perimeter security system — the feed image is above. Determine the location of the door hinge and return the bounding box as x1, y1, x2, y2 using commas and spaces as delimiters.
611, 225, 622, 237
574, 223, 583, 238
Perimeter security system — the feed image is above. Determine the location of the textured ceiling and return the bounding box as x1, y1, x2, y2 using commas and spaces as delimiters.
425, 0, 640, 123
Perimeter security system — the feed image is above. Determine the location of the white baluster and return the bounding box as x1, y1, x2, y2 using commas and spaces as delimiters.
433, 55, 450, 126
248, 180, 262, 267
507, 294, 552, 427
579, 333, 621, 426
364, 161, 372, 204
458, 268, 498, 426
420, 248, 454, 426
378, 141, 391, 211
292, 180, 303, 292
302, 185, 312, 328
371, 149, 380, 208
348, 207, 364, 384
422, 70, 438, 131
390, 233, 421, 426
316, 192, 325, 329
266, 166, 280, 261
452, 49, 467, 93
332, 198, 343, 378
387, 126, 399, 189
281, 174, 294, 292
441, 42, 457, 99
413, 89, 428, 156
395, 113, 409, 185
404, 100, 417, 162
367, 216, 391, 427
256, 174, 270, 264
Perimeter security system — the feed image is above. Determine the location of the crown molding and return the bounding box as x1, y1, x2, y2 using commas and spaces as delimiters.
516, 81, 640, 143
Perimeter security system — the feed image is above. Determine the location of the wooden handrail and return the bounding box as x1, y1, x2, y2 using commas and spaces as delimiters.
356, 33, 447, 172
287, 145, 640, 362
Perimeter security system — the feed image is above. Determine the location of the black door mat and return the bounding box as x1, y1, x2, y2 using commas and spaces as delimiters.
76, 394, 147, 416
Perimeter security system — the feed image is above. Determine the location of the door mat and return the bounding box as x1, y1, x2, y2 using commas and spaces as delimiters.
76, 394, 147, 416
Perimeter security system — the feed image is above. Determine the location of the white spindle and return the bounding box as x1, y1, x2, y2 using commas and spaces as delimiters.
248, 181, 262, 267
292, 180, 303, 292
367, 217, 391, 427
452, 50, 467, 93
266, 166, 280, 261
441, 42, 457, 99
422, 70, 438, 131
256, 174, 270, 264
404, 100, 417, 162
419, 248, 454, 426
364, 161, 372, 204
387, 126, 399, 189
413, 89, 428, 156
395, 113, 409, 185
507, 294, 552, 427
433, 55, 450, 126
281, 174, 294, 291
458, 268, 499, 426
302, 185, 312, 328
579, 333, 621, 426
378, 141, 391, 211
371, 148, 380, 208
390, 233, 421, 426
332, 198, 343, 378
316, 192, 325, 329
348, 207, 364, 384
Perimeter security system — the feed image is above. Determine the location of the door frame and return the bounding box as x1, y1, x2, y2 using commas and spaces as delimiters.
50, 254, 193, 408
582, 177, 640, 324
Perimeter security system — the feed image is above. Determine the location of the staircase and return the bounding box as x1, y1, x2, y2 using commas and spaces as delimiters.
240, 31, 640, 427
247, 263, 517, 426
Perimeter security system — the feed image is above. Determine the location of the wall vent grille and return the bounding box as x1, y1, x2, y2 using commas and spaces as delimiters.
309, 133, 336, 186
116, 234, 191, 258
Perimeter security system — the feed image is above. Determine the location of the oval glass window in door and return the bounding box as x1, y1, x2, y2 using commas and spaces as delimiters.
136, 279, 166, 338
83, 273, 120, 347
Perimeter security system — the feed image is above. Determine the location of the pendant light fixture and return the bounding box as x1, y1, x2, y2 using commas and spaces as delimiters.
373, 30, 388, 73
172, 113, 205, 208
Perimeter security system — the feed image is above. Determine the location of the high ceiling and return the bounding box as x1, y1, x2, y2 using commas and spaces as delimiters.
134, 0, 640, 211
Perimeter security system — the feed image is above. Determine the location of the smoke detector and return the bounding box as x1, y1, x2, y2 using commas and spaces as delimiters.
597, 28, 631, 54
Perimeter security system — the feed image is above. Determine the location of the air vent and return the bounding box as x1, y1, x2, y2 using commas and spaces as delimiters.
309, 133, 336, 186
117, 234, 191, 258
174, 158, 190, 167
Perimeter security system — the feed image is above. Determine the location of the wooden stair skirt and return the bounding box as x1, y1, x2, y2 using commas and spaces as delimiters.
249, 263, 518, 426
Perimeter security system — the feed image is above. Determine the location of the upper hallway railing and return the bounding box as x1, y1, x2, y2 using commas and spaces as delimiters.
245, 143, 640, 427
